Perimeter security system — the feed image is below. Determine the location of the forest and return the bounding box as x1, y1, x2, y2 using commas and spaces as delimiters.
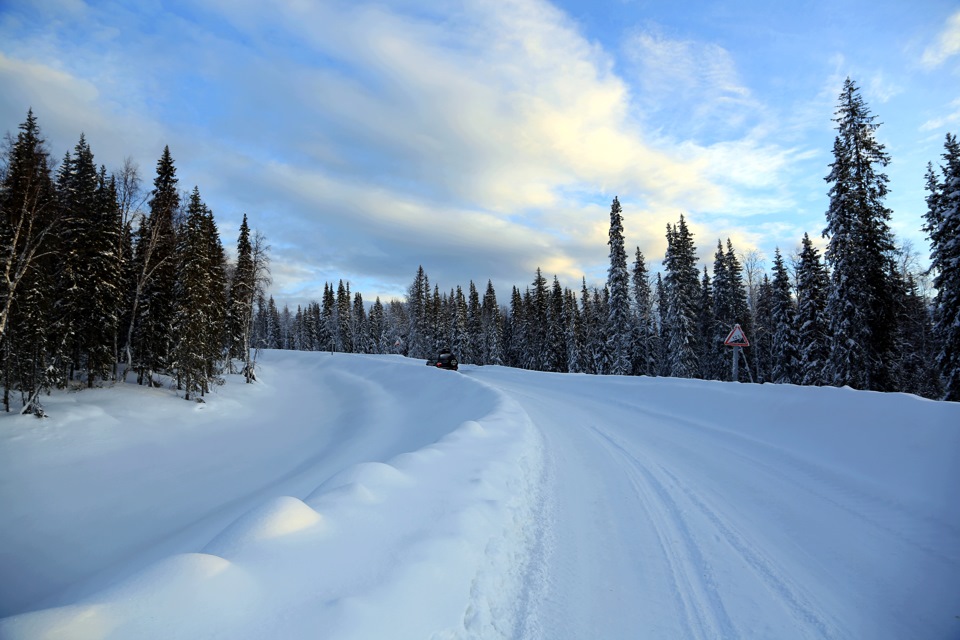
2, 78, 958, 413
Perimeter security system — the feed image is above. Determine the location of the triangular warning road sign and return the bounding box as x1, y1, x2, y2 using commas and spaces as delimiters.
724, 323, 750, 347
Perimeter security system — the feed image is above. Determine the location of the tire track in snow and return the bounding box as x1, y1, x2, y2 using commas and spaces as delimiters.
589, 425, 738, 640
624, 402, 960, 567
593, 425, 838, 640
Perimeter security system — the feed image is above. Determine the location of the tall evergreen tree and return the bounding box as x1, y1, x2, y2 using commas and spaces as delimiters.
546, 276, 568, 372
770, 248, 800, 384
172, 187, 213, 399
465, 281, 482, 364
924, 133, 960, 400
352, 292, 369, 354
654, 273, 670, 376
481, 280, 504, 365
697, 266, 720, 379
631, 248, 656, 376
823, 78, 898, 391
131, 146, 180, 385
663, 216, 700, 378
0, 110, 59, 413
406, 266, 429, 358
227, 214, 256, 380
529, 268, 549, 370
605, 196, 632, 375
752, 275, 775, 383
336, 280, 352, 352
795, 233, 829, 385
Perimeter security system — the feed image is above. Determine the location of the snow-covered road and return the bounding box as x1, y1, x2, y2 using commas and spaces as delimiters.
1, 351, 958, 639
470, 367, 960, 639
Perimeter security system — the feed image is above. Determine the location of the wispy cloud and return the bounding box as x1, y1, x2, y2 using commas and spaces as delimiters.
921, 9, 960, 68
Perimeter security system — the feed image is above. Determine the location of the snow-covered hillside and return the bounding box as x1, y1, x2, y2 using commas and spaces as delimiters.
1, 351, 958, 639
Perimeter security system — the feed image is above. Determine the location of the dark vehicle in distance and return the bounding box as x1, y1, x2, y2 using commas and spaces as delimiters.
426, 350, 459, 371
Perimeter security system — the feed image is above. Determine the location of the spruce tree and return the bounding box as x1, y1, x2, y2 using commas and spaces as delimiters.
352, 292, 369, 354
697, 266, 719, 380
631, 248, 656, 376
227, 214, 256, 379
663, 216, 700, 378
752, 275, 775, 382
770, 248, 800, 384
481, 280, 504, 365
172, 187, 208, 399
547, 276, 568, 372
0, 110, 59, 413
336, 280, 352, 352
605, 197, 632, 375
795, 234, 829, 385
823, 78, 898, 391
132, 146, 180, 385
529, 268, 549, 370
579, 278, 596, 374
924, 133, 960, 400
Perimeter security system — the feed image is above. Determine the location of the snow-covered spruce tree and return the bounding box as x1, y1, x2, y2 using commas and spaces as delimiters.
386, 299, 408, 355
352, 292, 369, 354
823, 78, 899, 391
335, 280, 352, 353
202, 203, 227, 380
451, 285, 468, 359
697, 266, 720, 380
663, 216, 700, 378
924, 133, 960, 400
481, 280, 504, 365
131, 146, 180, 386
505, 286, 525, 368
320, 283, 335, 351
405, 266, 429, 359
555, 277, 573, 372
0, 110, 59, 413
429, 285, 444, 353
368, 297, 384, 354
897, 271, 941, 398
227, 214, 256, 379
53, 137, 122, 387
631, 248, 657, 377
52, 137, 95, 384
605, 196, 632, 375
795, 233, 829, 386
265, 295, 281, 349
752, 274, 775, 382
524, 268, 546, 370
770, 248, 800, 384
172, 187, 213, 400
592, 286, 611, 374
564, 287, 583, 373
654, 273, 670, 376
466, 281, 482, 365
578, 278, 595, 374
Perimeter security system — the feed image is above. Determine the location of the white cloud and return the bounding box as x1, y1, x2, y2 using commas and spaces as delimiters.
920, 98, 960, 132
922, 9, 960, 68
1, 0, 810, 303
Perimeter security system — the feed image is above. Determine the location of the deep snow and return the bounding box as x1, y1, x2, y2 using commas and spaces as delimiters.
1, 351, 958, 639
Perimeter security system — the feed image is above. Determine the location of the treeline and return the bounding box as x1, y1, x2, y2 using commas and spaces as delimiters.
0, 110, 270, 415
260, 79, 959, 401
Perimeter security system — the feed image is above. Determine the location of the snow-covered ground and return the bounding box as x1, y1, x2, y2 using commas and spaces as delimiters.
1, 351, 958, 639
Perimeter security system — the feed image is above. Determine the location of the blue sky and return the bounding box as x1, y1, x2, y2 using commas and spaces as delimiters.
2, 0, 959, 309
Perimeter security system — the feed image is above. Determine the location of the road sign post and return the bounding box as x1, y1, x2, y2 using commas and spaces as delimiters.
723, 324, 750, 382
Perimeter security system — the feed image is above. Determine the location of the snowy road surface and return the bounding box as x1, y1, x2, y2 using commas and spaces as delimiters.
1, 351, 958, 639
